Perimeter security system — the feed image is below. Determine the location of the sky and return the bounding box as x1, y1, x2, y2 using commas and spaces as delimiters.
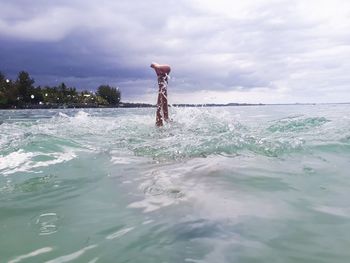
1, 0, 350, 104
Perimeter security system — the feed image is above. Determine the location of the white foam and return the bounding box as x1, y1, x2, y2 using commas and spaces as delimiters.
9, 247, 53, 263
0, 150, 34, 171
142, 219, 154, 225
105, 227, 134, 240
110, 157, 132, 164
87, 258, 99, 263
58, 112, 69, 118
110, 150, 149, 165
45, 245, 97, 263
74, 111, 90, 119
128, 196, 174, 213
0, 149, 77, 176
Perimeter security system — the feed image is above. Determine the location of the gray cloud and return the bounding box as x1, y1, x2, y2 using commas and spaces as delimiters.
1, 0, 350, 103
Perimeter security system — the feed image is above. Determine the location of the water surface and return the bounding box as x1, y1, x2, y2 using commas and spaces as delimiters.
1, 105, 350, 262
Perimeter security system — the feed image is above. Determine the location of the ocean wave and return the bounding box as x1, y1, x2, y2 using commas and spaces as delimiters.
0, 148, 77, 176
267, 117, 330, 133
129, 108, 307, 159
1, 108, 349, 168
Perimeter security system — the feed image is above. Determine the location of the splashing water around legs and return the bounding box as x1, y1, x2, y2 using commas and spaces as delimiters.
150, 62, 171, 127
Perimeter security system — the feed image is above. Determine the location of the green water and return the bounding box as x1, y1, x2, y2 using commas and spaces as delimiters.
1, 105, 350, 262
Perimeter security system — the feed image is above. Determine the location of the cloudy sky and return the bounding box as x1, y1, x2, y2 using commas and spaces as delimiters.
1, 0, 350, 104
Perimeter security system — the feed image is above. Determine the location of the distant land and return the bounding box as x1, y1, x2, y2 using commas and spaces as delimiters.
113, 102, 349, 108
2, 102, 350, 110
2, 102, 264, 109
2, 71, 349, 110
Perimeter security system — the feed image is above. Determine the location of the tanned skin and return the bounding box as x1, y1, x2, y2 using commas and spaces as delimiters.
150, 63, 171, 127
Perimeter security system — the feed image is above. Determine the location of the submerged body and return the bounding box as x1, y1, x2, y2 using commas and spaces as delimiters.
151, 63, 171, 126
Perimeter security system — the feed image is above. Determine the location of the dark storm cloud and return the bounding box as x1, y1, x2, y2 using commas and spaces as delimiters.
1, 38, 149, 78
0, 0, 199, 97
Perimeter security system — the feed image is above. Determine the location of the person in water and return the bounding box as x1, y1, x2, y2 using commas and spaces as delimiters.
150, 62, 171, 127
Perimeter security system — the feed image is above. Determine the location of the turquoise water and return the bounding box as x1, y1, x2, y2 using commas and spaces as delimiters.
1, 105, 350, 263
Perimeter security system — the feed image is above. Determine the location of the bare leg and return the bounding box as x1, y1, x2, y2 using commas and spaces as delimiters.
156, 91, 163, 127
154, 72, 170, 127
162, 88, 169, 121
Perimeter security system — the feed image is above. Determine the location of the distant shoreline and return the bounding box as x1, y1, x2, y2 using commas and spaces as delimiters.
1, 102, 349, 110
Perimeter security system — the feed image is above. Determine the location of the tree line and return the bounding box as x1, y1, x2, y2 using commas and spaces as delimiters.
0, 71, 121, 109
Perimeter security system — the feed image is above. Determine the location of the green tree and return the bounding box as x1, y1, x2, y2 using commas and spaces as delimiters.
0, 72, 5, 85
96, 85, 121, 105
56, 83, 78, 103
16, 71, 35, 103
0, 72, 18, 108
31, 86, 43, 103
0, 72, 8, 106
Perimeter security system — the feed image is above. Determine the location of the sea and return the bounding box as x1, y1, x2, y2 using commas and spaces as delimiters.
1, 104, 350, 263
